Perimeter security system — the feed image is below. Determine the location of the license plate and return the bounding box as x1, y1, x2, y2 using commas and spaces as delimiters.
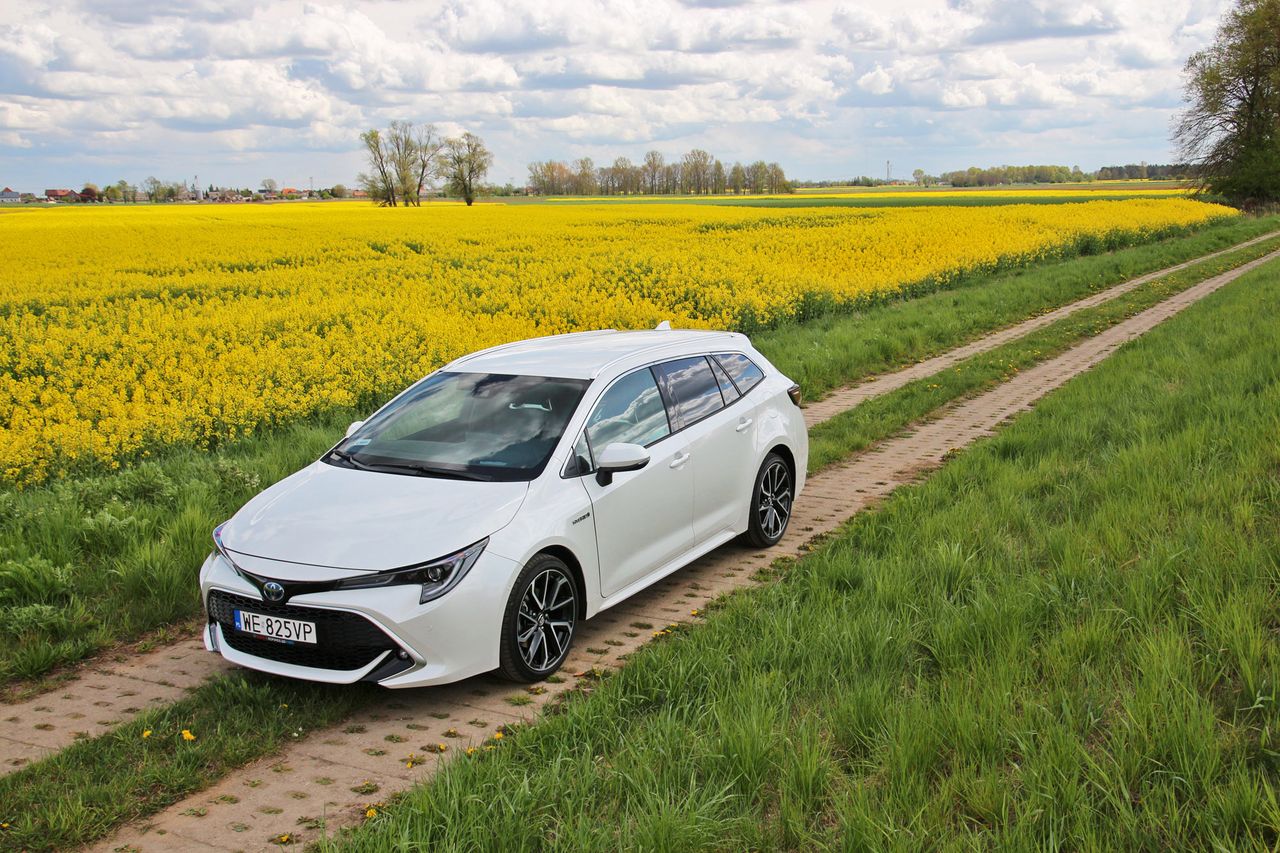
233, 609, 317, 644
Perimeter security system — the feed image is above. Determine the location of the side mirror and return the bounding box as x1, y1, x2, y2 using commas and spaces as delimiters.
345, 420, 365, 438
595, 442, 650, 486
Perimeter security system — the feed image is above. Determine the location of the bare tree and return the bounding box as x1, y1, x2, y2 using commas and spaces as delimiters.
358, 129, 398, 205
412, 124, 444, 203
1174, 0, 1280, 205
442, 132, 493, 206
682, 149, 714, 194
642, 150, 664, 194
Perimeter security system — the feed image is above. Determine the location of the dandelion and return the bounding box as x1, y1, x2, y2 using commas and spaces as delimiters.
690, 609, 700, 616
182, 729, 196, 741
274, 833, 292, 845
365, 807, 378, 819
493, 731, 504, 740
142, 730, 152, 739
466, 747, 477, 756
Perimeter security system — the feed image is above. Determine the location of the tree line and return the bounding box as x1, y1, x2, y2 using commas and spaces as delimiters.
526, 151, 790, 196
359, 121, 492, 206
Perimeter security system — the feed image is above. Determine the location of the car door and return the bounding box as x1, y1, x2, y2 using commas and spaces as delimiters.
578, 366, 695, 598
653, 355, 753, 542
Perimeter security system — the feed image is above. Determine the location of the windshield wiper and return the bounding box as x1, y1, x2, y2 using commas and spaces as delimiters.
326, 448, 377, 471
328, 450, 493, 481
392, 463, 494, 482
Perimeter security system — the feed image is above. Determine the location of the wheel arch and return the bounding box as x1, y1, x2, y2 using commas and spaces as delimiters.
767, 442, 797, 483
536, 544, 588, 619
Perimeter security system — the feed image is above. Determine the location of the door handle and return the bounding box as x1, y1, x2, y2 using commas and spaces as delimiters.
735, 418, 753, 433
669, 451, 690, 469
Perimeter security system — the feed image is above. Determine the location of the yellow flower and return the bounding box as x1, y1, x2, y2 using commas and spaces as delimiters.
181, 729, 196, 741
142, 730, 152, 739
690, 609, 700, 616
493, 731, 504, 740
0, 198, 1233, 487
365, 807, 377, 819
466, 747, 477, 756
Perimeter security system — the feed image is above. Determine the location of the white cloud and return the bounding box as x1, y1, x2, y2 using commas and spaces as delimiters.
0, 0, 1237, 188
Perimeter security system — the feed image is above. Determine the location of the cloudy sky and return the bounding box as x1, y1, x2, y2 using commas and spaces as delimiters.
0, 0, 1229, 190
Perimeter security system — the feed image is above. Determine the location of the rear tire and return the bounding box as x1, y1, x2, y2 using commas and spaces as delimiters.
745, 452, 793, 548
498, 553, 579, 682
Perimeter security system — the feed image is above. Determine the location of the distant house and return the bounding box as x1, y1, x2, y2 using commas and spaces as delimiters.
45, 188, 79, 202
0, 187, 20, 203
351, 189, 369, 199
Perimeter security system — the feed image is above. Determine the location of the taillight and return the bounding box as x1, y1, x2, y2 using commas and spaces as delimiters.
787, 383, 802, 407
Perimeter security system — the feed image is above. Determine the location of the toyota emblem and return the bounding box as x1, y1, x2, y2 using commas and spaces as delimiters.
263, 581, 285, 602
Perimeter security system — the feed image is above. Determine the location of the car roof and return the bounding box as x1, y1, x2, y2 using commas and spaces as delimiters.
447, 328, 749, 380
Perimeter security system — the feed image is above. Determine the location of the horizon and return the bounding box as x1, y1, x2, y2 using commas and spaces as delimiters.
1, 0, 1227, 191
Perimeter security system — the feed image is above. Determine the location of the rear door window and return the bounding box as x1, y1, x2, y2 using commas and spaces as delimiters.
713, 353, 765, 395
653, 356, 725, 428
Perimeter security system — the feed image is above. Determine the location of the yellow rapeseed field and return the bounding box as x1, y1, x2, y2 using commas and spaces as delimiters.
0, 198, 1235, 485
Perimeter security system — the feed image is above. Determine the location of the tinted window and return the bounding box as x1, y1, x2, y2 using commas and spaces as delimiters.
708, 356, 741, 403
585, 368, 671, 451
714, 353, 765, 395
654, 356, 725, 428
331, 372, 588, 482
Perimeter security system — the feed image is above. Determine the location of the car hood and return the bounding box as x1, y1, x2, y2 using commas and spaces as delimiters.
220, 461, 528, 573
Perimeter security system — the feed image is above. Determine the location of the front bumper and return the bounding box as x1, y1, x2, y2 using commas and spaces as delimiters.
199, 548, 520, 688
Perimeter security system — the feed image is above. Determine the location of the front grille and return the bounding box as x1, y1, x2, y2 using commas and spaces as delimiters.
207, 589, 399, 672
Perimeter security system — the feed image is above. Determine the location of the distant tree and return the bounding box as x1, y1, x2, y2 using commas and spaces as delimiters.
573, 157, 597, 195
681, 149, 713, 193
261, 178, 278, 194
331, 183, 348, 198
912, 168, 925, 186
728, 162, 746, 194
712, 159, 726, 194
748, 160, 769, 193
642, 150, 664, 194
442, 132, 493, 206
1175, 0, 1280, 205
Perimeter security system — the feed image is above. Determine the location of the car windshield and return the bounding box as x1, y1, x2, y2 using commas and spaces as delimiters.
327, 372, 590, 482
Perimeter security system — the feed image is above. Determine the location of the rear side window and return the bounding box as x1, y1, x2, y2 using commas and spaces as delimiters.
708, 357, 741, 403
653, 356, 725, 428
585, 368, 671, 451
714, 353, 765, 395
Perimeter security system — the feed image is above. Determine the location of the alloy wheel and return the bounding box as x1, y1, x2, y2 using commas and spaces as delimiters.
757, 460, 792, 541
515, 567, 576, 672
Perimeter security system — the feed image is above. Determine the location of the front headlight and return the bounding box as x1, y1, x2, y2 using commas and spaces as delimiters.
334, 539, 488, 604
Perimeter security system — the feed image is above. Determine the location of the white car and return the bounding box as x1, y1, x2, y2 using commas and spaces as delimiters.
200, 327, 807, 687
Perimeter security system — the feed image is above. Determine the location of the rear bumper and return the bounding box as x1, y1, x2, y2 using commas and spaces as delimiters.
199, 548, 520, 688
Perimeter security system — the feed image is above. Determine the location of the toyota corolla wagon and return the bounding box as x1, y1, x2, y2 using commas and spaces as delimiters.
200, 327, 808, 687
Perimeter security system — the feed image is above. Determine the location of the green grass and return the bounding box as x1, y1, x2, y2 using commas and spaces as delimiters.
0, 672, 370, 852
327, 246, 1280, 850
0, 216, 1274, 685
806, 233, 1280, 471
0, 223, 1274, 851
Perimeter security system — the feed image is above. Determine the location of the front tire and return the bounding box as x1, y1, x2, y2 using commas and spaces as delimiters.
745, 452, 793, 548
498, 553, 579, 682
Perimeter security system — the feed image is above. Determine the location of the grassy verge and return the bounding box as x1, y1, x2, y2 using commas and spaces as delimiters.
0, 673, 372, 851
327, 248, 1280, 849
0, 216, 1275, 685
806, 233, 1280, 471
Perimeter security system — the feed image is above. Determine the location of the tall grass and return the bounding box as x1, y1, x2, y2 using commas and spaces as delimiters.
0, 216, 1275, 683
332, 258, 1280, 850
